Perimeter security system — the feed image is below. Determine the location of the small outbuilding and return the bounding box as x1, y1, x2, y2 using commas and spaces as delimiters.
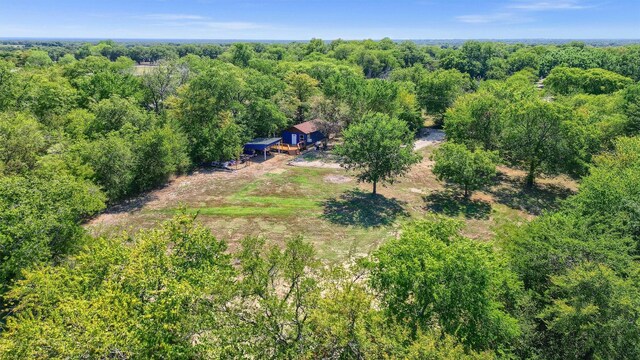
282, 120, 325, 148
243, 137, 282, 160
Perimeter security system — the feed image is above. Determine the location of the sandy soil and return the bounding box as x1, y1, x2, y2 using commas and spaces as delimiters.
414, 129, 445, 150
324, 175, 353, 184
289, 150, 343, 169
290, 159, 343, 169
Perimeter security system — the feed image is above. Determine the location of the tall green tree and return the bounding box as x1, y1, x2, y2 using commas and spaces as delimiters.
444, 90, 504, 150
23, 50, 53, 68
88, 95, 150, 136
622, 83, 640, 135
230, 235, 319, 357
65, 55, 143, 106
417, 69, 472, 124
305, 38, 327, 55
133, 125, 190, 192
507, 48, 541, 74
0, 112, 46, 175
242, 98, 288, 137
335, 113, 420, 194
396, 86, 424, 133
500, 100, 568, 187
566, 136, 640, 251
0, 172, 105, 295
546, 67, 633, 95
285, 72, 319, 123
83, 134, 136, 201
229, 43, 253, 67
19, 71, 77, 122
432, 143, 498, 198
501, 211, 634, 298
172, 62, 246, 163
500, 137, 640, 356
142, 60, 189, 114
0, 60, 18, 111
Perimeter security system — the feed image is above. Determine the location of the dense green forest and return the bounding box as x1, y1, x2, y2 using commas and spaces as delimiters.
1, 39, 640, 358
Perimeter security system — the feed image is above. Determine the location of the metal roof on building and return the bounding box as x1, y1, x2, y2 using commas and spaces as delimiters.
243, 137, 282, 151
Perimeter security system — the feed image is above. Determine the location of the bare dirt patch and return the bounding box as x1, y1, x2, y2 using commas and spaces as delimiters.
289, 150, 342, 169
324, 175, 352, 184
414, 129, 445, 150
291, 160, 342, 169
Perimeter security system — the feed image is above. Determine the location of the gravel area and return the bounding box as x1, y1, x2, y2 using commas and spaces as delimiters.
414, 129, 445, 150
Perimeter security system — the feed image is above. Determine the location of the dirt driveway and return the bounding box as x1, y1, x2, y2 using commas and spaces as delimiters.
414, 129, 445, 150
290, 128, 445, 169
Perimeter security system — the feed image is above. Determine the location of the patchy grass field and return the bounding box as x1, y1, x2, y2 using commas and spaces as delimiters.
133, 64, 157, 76
87, 145, 576, 262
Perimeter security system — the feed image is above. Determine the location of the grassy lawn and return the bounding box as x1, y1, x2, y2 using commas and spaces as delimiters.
154, 170, 330, 217
88, 148, 576, 262
128, 165, 396, 261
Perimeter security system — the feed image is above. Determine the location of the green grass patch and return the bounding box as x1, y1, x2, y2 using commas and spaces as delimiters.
230, 195, 319, 208
157, 205, 308, 217
162, 169, 339, 218
291, 174, 312, 185
190, 206, 298, 217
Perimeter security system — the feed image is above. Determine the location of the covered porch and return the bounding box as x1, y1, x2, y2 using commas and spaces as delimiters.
243, 137, 283, 161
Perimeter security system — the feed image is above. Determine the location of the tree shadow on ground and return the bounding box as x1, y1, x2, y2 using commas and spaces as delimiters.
100, 192, 160, 216
423, 189, 492, 220
322, 189, 409, 228
488, 173, 575, 215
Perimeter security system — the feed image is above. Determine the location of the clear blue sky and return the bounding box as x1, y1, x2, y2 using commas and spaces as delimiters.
0, 0, 638, 40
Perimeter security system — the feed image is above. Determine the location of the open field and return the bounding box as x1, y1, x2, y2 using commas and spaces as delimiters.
87, 141, 577, 262
133, 64, 157, 75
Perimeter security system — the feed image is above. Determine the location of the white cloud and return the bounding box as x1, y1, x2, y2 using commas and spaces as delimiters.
508, 1, 593, 11
137, 14, 207, 20
136, 13, 266, 31
457, 1, 593, 25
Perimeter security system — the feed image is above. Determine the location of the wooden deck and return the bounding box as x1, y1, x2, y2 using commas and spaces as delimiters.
271, 143, 304, 155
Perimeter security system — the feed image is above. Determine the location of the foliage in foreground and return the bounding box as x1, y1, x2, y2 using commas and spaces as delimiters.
0, 172, 104, 294
369, 217, 522, 352
0, 214, 233, 359
0, 215, 496, 359
501, 136, 640, 359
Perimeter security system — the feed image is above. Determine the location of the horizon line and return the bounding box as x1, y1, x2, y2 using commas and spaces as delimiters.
2, 37, 640, 42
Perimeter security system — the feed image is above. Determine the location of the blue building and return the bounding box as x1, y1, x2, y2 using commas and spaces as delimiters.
281, 120, 325, 148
